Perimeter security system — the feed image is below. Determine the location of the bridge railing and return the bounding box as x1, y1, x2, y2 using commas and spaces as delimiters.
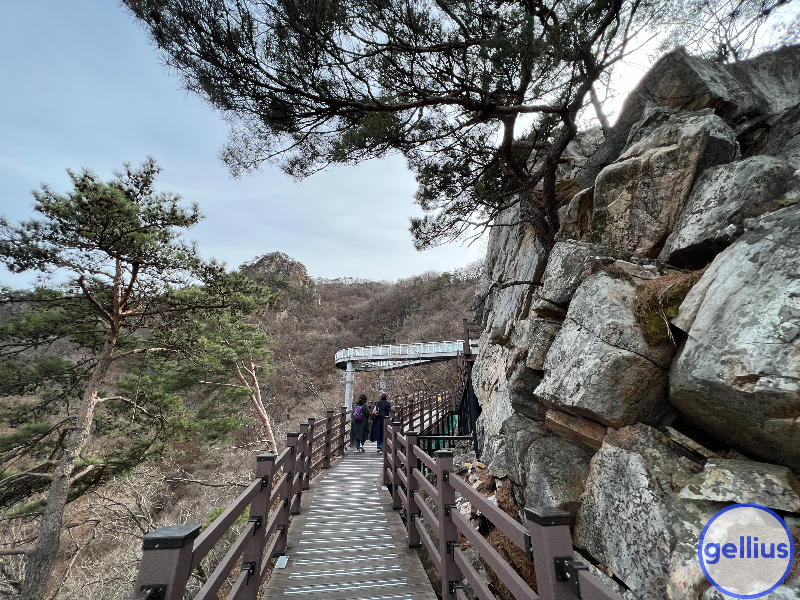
383, 424, 624, 600
128, 407, 351, 600
391, 389, 458, 434
335, 339, 479, 363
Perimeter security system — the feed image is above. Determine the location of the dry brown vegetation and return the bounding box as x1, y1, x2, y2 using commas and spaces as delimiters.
0, 255, 480, 598
631, 267, 707, 345
250, 258, 482, 431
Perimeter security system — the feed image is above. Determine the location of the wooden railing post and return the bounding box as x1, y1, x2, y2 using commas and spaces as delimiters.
297, 422, 309, 492
424, 393, 430, 431
274, 433, 298, 556
436, 449, 460, 599
294, 425, 307, 513
323, 410, 333, 469
382, 416, 392, 487
526, 507, 575, 600
338, 406, 347, 455
304, 419, 315, 489
405, 431, 420, 548
131, 524, 201, 600
287, 432, 302, 515
239, 453, 276, 600
391, 421, 402, 509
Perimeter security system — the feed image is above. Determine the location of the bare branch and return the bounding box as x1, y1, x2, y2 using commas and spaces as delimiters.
0, 548, 31, 556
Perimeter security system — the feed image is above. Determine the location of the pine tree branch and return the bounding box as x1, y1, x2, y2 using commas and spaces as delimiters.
121, 302, 229, 318
1, 466, 55, 484
198, 380, 242, 389
76, 276, 112, 323
0, 548, 31, 556
118, 261, 140, 310
110, 347, 171, 360
70, 464, 98, 484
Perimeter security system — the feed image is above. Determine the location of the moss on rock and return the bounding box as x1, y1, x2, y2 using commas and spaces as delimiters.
632, 268, 707, 344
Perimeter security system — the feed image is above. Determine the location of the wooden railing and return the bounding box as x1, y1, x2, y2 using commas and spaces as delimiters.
128, 407, 351, 600
392, 389, 457, 434
382, 423, 624, 600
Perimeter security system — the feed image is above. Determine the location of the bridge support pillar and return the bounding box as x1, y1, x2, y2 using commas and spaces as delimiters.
344, 361, 355, 410
379, 369, 387, 394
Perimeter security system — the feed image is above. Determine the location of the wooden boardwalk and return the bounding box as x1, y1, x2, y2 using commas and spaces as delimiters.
262, 441, 438, 600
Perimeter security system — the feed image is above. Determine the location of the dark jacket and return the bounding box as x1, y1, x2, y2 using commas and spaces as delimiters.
350, 399, 371, 441
370, 398, 392, 442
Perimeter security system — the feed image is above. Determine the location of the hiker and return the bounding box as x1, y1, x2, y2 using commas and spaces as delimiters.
350, 393, 370, 452
370, 393, 392, 453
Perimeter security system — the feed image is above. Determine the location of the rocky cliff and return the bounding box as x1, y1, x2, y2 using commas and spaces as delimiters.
471, 45, 800, 600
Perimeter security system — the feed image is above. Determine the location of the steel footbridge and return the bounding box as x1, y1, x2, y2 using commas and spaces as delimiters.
334, 339, 479, 372
334, 332, 481, 411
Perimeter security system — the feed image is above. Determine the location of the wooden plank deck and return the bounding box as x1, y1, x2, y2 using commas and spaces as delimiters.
262, 441, 438, 600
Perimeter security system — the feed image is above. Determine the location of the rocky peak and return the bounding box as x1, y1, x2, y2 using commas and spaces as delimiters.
240, 252, 313, 289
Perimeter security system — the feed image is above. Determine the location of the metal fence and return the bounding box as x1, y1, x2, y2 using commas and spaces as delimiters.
335, 339, 479, 363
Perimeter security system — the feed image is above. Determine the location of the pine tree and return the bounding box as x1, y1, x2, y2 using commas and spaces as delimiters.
122, 0, 795, 251
0, 158, 275, 600
122, 0, 648, 250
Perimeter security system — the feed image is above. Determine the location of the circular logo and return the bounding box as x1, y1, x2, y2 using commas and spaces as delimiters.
698, 503, 795, 598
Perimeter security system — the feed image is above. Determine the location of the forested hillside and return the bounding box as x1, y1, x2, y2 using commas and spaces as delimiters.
0, 251, 480, 597
241, 252, 481, 440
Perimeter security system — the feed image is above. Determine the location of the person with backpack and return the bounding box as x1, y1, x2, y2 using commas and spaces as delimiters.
350, 393, 371, 452
369, 393, 392, 453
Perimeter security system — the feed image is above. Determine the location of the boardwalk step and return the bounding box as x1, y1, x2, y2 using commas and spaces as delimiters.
262, 442, 438, 599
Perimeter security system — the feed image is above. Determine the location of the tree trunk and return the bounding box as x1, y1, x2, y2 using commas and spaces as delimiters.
250, 372, 278, 452
252, 397, 277, 454
19, 330, 118, 600
589, 85, 611, 135
248, 391, 277, 453
237, 365, 277, 453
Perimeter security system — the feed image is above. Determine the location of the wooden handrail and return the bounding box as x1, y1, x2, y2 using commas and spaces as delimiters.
453, 510, 537, 600
274, 446, 291, 470
385, 440, 626, 600
415, 467, 439, 501
419, 499, 439, 531
454, 546, 495, 598
450, 474, 530, 552
419, 520, 441, 571
192, 479, 260, 562
128, 408, 350, 600
413, 445, 437, 471
194, 521, 256, 600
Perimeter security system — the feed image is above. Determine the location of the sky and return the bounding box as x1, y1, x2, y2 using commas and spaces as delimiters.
0, 2, 488, 286
10, 3, 789, 286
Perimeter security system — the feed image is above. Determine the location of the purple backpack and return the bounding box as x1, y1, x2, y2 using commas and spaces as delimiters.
353, 404, 365, 421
